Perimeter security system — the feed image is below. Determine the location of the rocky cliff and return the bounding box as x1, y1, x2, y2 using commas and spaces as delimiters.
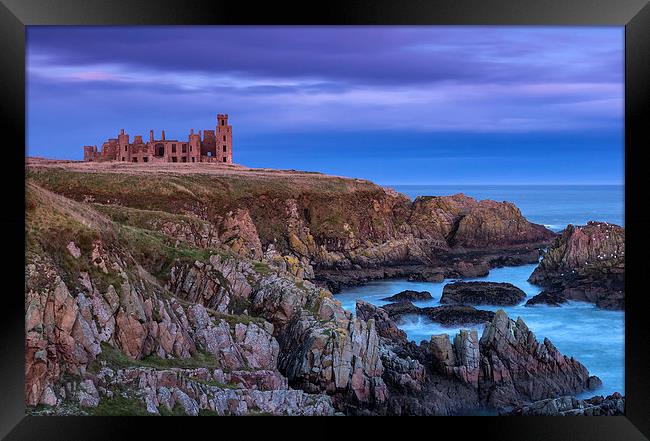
26, 160, 555, 293
25, 160, 563, 416
528, 222, 624, 310
356, 303, 601, 414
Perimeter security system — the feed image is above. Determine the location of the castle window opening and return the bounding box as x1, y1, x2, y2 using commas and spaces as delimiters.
172, 144, 176, 153
221, 120, 224, 126
143, 157, 148, 162
222, 157, 227, 162
182, 157, 187, 162
223, 135, 226, 141
122, 157, 125, 161
191, 157, 195, 162
172, 157, 177, 162
182, 144, 187, 153
125, 146, 128, 151
132, 158, 138, 162
155, 144, 164, 156
207, 152, 212, 157
223, 146, 227, 152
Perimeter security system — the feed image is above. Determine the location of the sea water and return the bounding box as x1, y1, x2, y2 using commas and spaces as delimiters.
335, 185, 625, 398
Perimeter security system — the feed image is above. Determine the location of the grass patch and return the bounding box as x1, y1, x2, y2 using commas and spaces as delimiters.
88, 342, 222, 373
252, 261, 273, 275
88, 396, 151, 416
157, 404, 187, 416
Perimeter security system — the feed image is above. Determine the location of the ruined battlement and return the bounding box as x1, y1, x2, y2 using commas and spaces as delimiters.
82, 114, 233, 164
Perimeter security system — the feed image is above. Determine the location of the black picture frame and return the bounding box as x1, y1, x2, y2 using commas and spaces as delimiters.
1, 0, 648, 439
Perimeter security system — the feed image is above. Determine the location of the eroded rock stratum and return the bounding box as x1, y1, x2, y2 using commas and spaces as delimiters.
25, 161, 616, 416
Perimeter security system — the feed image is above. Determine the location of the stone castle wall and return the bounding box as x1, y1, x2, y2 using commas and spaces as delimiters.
83, 115, 233, 164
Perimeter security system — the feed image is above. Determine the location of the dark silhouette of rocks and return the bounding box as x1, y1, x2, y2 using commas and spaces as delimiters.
381, 290, 433, 302
441, 281, 526, 306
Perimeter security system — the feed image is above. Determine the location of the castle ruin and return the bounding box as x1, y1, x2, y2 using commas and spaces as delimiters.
83, 114, 233, 164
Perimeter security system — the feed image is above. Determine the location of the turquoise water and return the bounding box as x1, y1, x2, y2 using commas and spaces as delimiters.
336, 185, 625, 398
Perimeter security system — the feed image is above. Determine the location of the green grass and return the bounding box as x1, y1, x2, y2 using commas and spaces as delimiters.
252, 261, 273, 275
88, 342, 222, 373
157, 404, 187, 416
88, 395, 151, 416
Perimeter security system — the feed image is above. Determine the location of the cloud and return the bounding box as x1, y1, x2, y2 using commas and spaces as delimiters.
26, 26, 624, 157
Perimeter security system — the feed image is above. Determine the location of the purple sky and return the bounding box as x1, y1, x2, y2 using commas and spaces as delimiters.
26, 26, 624, 184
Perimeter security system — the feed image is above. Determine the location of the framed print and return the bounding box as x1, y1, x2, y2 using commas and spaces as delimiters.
1, 0, 649, 439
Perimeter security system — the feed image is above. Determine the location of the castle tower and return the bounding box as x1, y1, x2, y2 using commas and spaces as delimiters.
216, 114, 233, 164
118, 129, 130, 161
149, 130, 154, 143
188, 128, 201, 163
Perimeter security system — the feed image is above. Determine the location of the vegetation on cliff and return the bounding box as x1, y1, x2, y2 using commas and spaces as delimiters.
26, 160, 584, 416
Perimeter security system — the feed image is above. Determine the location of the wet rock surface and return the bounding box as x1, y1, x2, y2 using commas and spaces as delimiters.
381, 290, 433, 302
382, 301, 496, 327
528, 222, 624, 310
441, 281, 527, 306
353, 302, 600, 415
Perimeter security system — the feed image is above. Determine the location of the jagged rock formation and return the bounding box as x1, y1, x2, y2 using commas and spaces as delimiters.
477, 310, 598, 407
507, 393, 625, 416
381, 290, 433, 302
356, 303, 601, 414
441, 281, 527, 306
528, 222, 624, 310
25, 161, 577, 416
24, 182, 380, 415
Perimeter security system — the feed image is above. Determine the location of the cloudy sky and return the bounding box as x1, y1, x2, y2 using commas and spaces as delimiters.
27, 26, 623, 184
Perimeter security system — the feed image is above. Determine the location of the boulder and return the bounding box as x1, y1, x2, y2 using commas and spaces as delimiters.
381, 290, 433, 302
441, 281, 526, 306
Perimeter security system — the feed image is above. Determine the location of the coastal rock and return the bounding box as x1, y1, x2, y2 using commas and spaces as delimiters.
381, 290, 433, 302
507, 392, 625, 416
441, 281, 526, 306
382, 301, 495, 327
277, 309, 387, 407
450, 261, 490, 278
528, 222, 624, 310
430, 331, 480, 387
168, 255, 253, 314
356, 300, 407, 341
92, 366, 335, 416
478, 310, 597, 408
409, 194, 555, 249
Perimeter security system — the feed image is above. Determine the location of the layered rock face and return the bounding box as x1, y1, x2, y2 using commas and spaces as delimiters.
477, 310, 597, 407
528, 222, 624, 310
27, 163, 555, 294
24, 182, 385, 415
25, 162, 576, 416
355, 302, 600, 415
441, 281, 526, 306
